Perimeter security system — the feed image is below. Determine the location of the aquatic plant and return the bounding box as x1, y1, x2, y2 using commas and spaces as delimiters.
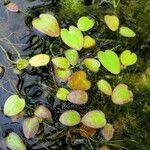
5, 2, 19, 12
56, 88, 70, 101
83, 35, 96, 48
5, 132, 26, 150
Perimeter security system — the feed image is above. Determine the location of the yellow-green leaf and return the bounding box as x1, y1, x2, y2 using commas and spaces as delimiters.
119, 26, 136, 37
120, 50, 137, 66
104, 15, 119, 31
3, 95, 25, 116
56, 88, 70, 101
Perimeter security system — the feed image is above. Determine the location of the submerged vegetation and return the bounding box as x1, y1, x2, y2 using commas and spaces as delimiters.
0, 0, 150, 150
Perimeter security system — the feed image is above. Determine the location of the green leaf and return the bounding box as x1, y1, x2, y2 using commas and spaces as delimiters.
16, 59, 29, 70
77, 16, 94, 31
23, 117, 39, 139
61, 26, 84, 50
83, 35, 96, 48
67, 90, 88, 105
5, 132, 26, 150
52, 57, 70, 69
97, 79, 112, 96
104, 15, 119, 31
29, 54, 50, 67
32, 13, 60, 37
54, 68, 71, 82
56, 88, 70, 101
97, 50, 120, 74
59, 110, 81, 126
4, 95, 25, 116
112, 84, 133, 104
83, 58, 100, 72
120, 50, 137, 66
65, 49, 79, 66
81, 110, 106, 128
119, 26, 136, 37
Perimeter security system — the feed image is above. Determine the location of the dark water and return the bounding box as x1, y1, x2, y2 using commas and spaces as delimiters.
0, 0, 150, 149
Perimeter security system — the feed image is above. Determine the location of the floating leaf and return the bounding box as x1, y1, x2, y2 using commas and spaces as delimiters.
52, 57, 70, 69
101, 123, 114, 141
68, 71, 91, 90
5, 132, 26, 150
99, 146, 110, 150
119, 26, 136, 37
77, 16, 94, 31
67, 90, 88, 105
55, 68, 71, 82
80, 124, 97, 138
3, 95, 25, 116
97, 50, 120, 74
83, 35, 96, 48
81, 110, 107, 128
32, 13, 60, 37
56, 88, 70, 101
16, 59, 29, 70
65, 49, 79, 66
23, 117, 39, 139
112, 84, 133, 104
83, 58, 100, 72
104, 15, 119, 31
97, 79, 112, 96
29, 54, 50, 67
120, 50, 137, 66
61, 26, 84, 50
59, 110, 81, 126
5, 3, 19, 12
34, 105, 52, 120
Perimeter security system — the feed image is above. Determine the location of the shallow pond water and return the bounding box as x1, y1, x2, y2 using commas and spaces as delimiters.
0, 0, 150, 150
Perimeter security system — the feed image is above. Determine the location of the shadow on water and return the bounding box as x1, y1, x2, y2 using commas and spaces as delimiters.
0, 0, 150, 149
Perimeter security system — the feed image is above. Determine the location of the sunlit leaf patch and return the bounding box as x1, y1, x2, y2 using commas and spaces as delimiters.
81, 110, 107, 128
61, 26, 84, 50
5, 132, 26, 150
32, 13, 60, 37
3, 95, 25, 117
59, 110, 81, 126
77, 16, 94, 31
104, 15, 119, 31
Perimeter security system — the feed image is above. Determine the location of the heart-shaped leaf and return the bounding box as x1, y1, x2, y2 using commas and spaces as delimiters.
81, 110, 107, 128
29, 54, 50, 67
5, 3, 19, 12
65, 49, 79, 66
67, 90, 88, 105
104, 15, 119, 31
112, 84, 133, 104
55, 68, 71, 82
83, 58, 100, 72
68, 71, 91, 90
5, 132, 26, 150
56, 88, 70, 101
32, 13, 60, 37
61, 26, 84, 50
120, 50, 137, 66
80, 124, 97, 138
52, 57, 70, 69
97, 50, 121, 74
77, 16, 94, 31
3, 95, 25, 116
119, 26, 136, 37
59, 110, 81, 126
23, 117, 39, 139
34, 105, 52, 120
97, 79, 112, 96
101, 123, 114, 141
83, 35, 96, 48
16, 59, 29, 70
